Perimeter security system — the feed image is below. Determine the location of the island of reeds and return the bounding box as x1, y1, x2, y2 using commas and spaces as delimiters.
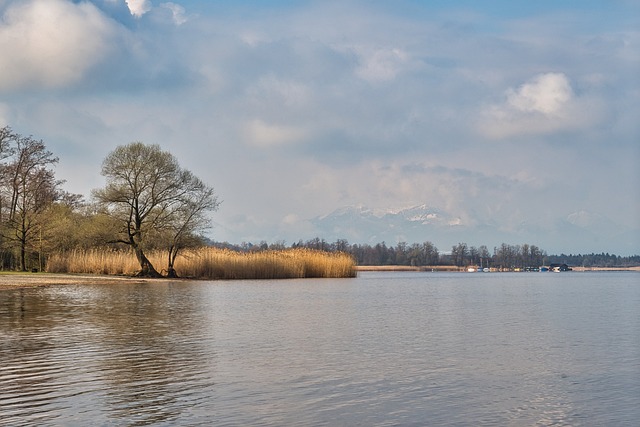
47, 248, 357, 280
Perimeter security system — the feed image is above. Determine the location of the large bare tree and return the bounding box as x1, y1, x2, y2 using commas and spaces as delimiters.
93, 142, 219, 277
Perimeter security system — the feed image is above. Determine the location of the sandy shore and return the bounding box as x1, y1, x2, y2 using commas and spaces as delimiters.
0, 273, 184, 290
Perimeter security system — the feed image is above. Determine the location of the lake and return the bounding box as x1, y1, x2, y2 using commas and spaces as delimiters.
1, 271, 638, 426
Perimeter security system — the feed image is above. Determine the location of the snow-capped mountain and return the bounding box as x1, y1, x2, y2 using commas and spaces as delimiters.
311, 204, 476, 247
317, 204, 461, 225
309, 204, 639, 254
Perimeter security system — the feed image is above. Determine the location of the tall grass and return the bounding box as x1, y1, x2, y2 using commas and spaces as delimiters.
46, 247, 357, 279
47, 249, 142, 276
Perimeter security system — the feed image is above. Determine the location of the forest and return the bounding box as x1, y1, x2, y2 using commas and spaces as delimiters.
0, 126, 636, 276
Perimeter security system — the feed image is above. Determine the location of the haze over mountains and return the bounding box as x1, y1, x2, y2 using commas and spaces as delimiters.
307, 204, 637, 255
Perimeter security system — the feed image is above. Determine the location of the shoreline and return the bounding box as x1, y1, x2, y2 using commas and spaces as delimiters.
355, 265, 464, 272
1, 266, 639, 290
355, 265, 640, 272
571, 266, 640, 272
0, 273, 185, 290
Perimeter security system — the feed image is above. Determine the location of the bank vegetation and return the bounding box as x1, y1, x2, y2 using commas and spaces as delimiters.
0, 127, 634, 279
0, 128, 359, 279
47, 247, 356, 279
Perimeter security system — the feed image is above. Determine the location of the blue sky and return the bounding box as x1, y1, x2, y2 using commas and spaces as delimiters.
1, 0, 638, 254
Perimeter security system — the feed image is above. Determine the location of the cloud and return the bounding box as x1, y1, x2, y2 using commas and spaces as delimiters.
478, 72, 604, 139
161, 2, 187, 25
125, 0, 151, 18
0, 102, 9, 124
0, 1, 635, 252
246, 76, 312, 110
121, 0, 187, 25
354, 47, 410, 83
506, 72, 573, 115
0, 0, 117, 91
244, 119, 307, 148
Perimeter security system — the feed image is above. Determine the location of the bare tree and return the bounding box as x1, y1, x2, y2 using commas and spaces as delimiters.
0, 134, 61, 270
153, 171, 220, 277
0, 126, 17, 161
93, 142, 219, 277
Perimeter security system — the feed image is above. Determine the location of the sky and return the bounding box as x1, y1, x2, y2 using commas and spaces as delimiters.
0, 0, 638, 254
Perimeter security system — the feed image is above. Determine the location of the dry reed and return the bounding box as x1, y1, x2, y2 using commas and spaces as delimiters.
46, 247, 357, 279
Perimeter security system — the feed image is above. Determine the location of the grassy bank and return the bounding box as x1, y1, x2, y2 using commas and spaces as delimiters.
46, 247, 357, 279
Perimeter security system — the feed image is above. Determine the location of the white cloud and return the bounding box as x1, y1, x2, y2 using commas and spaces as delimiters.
125, 0, 151, 18
479, 72, 603, 139
506, 72, 573, 115
161, 2, 187, 25
0, 0, 117, 90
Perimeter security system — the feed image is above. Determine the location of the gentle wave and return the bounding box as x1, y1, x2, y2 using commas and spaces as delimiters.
1, 273, 639, 426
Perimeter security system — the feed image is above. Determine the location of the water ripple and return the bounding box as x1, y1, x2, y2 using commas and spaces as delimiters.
1, 274, 639, 426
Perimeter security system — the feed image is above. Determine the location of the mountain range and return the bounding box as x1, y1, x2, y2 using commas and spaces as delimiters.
309, 204, 638, 254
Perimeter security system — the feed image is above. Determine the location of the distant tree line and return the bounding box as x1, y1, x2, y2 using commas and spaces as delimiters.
0, 126, 636, 273
213, 239, 640, 268
218, 239, 544, 268
547, 253, 640, 268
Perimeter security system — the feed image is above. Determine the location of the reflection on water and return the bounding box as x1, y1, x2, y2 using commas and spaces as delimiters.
1, 284, 217, 426
1, 273, 639, 426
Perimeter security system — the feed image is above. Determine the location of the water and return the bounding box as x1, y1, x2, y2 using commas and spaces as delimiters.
1, 272, 638, 426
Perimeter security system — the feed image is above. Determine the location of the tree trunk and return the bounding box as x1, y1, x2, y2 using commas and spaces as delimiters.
20, 225, 27, 272
166, 246, 179, 278
20, 242, 26, 271
134, 246, 162, 277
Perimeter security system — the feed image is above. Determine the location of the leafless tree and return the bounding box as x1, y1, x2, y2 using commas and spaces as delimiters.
0, 132, 61, 270
93, 142, 219, 277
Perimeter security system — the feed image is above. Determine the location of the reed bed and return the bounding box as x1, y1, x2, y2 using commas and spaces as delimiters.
47, 249, 143, 276
46, 247, 357, 279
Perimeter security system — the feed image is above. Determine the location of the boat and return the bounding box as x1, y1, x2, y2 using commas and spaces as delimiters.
550, 263, 572, 272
